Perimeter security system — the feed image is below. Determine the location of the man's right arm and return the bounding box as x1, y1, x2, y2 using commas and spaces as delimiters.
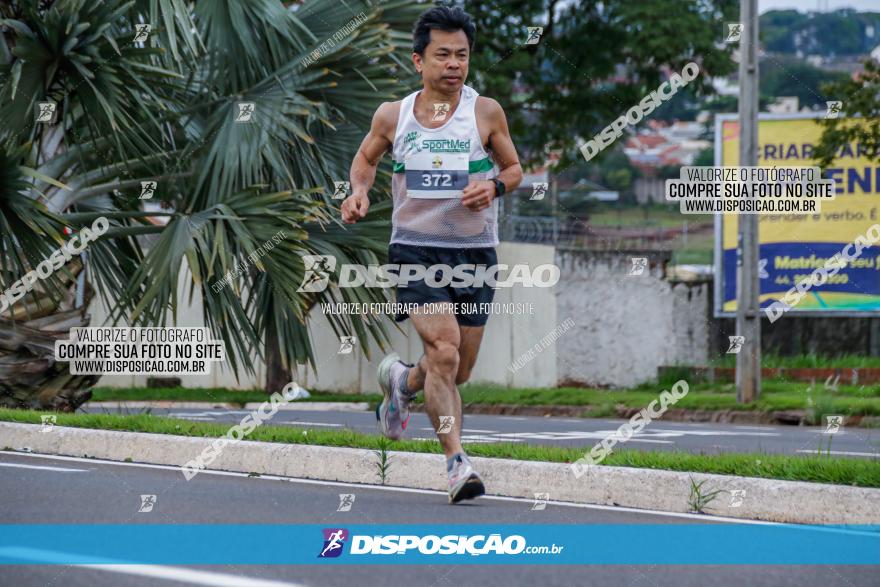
341, 101, 397, 224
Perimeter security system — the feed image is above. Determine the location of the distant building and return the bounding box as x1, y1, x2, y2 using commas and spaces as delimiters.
805, 55, 824, 68
586, 190, 619, 202
766, 96, 800, 114
623, 121, 710, 174
711, 76, 739, 97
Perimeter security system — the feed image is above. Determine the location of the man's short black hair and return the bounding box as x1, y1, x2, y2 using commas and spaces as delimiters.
412, 5, 476, 55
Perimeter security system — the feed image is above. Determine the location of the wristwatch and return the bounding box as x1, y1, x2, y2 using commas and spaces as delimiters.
492, 178, 506, 198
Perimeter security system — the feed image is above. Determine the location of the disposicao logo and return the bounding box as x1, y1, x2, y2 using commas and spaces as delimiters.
297, 258, 560, 292
316, 530, 563, 558
318, 528, 348, 558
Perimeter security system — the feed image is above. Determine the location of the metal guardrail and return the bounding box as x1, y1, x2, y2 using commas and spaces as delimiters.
500, 214, 710, 251
499, 215, 574, 244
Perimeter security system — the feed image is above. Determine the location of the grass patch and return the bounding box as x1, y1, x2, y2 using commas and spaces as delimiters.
669, 231, 714, 266
1, 408, 877, 488
89, 379, 880, 417
458, 380, 880, 416
670, 247, 713, 266
687, 477, 727, 514
708, 353, 880, 370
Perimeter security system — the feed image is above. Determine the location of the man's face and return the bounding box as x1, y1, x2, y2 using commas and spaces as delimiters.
413, 29, 469, 92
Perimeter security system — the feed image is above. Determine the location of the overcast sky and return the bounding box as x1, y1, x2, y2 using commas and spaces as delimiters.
760, 0, 880, 12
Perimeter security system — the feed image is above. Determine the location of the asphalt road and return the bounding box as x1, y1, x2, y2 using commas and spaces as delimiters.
83, 404, 880, 459
1, 451, 877, 587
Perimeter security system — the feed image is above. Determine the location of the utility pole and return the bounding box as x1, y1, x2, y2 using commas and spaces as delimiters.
551, 177, 559, 243
736, 0, 761, 403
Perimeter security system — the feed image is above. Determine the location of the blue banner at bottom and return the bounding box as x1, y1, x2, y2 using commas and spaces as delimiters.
0, 524, 878, 565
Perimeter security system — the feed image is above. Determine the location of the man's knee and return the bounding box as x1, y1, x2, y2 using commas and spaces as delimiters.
427, 341, 460, 378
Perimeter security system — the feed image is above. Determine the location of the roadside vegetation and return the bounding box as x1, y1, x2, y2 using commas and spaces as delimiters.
2, 408, 877, 488
90, 374, 880, 420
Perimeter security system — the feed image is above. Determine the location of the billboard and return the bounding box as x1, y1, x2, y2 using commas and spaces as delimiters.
714, 113, 880, 317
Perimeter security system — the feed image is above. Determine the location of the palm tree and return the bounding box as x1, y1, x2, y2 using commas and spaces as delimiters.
0, 0, 424, 410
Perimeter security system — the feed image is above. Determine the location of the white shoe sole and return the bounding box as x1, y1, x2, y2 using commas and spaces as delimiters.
376, 353, 401, 439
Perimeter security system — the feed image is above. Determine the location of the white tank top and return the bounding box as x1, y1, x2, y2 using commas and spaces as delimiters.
390, 85, 499, 248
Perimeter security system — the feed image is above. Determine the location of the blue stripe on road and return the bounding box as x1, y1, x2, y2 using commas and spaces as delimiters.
0, 524, 877, 565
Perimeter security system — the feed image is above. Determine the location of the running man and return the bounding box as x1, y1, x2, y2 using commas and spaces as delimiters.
341, 6, 523, 504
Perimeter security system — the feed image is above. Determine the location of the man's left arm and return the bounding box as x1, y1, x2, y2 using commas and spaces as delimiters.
461, 98, 523, 211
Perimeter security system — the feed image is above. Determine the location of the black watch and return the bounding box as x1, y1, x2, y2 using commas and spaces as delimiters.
492, 178, 506, 198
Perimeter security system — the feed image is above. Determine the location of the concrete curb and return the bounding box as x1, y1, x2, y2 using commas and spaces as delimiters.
1, 421, 878, 525
86, 401, 369, 412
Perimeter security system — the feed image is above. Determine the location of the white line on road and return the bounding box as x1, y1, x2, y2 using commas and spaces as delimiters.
796, 449, 878, 458
0, 548, 305, 587
0, 462, 87, 472
279, 421, 342, 428
410, 435, 518, 443
648, 428, 779, 437
83, 565, 306, 586
418, 427, 497, 433
490, 432, 674, 443
167, 411, 250, 417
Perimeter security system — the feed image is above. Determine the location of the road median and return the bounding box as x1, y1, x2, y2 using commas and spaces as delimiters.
1, 420, 878, 525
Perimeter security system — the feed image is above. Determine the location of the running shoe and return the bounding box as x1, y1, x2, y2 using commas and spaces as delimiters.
376, 353, 412, 440
447, 453, 485, 504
